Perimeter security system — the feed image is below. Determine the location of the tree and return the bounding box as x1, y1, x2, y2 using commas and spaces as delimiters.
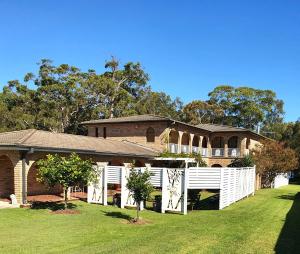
208, 86, 284, 130
36, 153, 96, 209
135, 91, 183, 120
126, 168, 153, 222
228, 155, 254, 167
183, 100, 224, 125
251, 140, 299, 187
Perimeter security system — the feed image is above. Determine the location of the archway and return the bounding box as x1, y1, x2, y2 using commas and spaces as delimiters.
181, 133, 190, 153
211, 137, 225, 157
201, 137, 208, 157
169, 130, 179, 153
211, 164, 222, 168
0, 155, 14, 199
228, 136, 239, 157
27, 163, 62, 197
192, 136, 200, 153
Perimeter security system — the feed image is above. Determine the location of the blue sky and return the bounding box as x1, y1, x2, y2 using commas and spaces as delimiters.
0, 0, 299, 121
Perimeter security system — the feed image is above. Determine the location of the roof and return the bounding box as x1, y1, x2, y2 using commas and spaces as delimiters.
81, 114, 264, 138
196, 123, 248, 132
81, 114, 169, 125
0, 129, 156, 158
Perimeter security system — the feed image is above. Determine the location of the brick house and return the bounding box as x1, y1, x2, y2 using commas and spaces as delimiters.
82, 114, 265, 167
0, 129, 155, 204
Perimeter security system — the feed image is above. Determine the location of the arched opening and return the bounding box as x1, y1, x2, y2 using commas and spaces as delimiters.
0, 155, 14, 200
201, 137, 208, 157
211, 164, 222, 168
228, 136, 239, 157
192, 136, 200, 153
181, 133, 190, 153
211, 137, 225, 157
27, 164, 62, 199
146, 127, 155, 143
169, 130, 179, 153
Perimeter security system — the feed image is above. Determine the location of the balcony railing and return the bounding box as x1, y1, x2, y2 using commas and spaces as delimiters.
181, 145, 190, 154
228, 148, 240, 157
168, 143, 178, 154
212, 148, 224, 157
192, 146, 199, 154
201, 148, 208, 157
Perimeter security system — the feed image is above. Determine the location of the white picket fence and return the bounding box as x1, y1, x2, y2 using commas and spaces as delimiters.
88, 165, 256, 214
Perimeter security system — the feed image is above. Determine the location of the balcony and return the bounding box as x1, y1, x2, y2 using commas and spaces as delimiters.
201, 148, 208, 157
168, 143, 178, 154
181, 145, 190, 154
228, 148, 240, 157
192, 146, 199, 154
212, 148, 224, 157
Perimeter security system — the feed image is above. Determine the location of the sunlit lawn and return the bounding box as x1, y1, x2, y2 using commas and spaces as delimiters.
0, 184, 299, 254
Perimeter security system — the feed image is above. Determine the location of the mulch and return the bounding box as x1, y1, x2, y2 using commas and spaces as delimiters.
50, 209, 81, 215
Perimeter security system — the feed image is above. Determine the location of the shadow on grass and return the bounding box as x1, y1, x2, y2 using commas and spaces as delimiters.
30, 201, 77, 211
102, 211, 133, 221
275, 192, 300, 254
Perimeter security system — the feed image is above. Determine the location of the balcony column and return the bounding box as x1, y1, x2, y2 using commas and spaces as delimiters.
199, 136, 203, 154
239, 137, 247, 157
189, 134, 194, 154
178, 131, 183, 154
207, 136, 212, 157
224, 137, 229, 157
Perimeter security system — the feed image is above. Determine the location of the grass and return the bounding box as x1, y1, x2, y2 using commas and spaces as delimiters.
0, 185, 300, 254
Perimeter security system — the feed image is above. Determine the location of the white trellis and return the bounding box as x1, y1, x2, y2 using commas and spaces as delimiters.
88, 165, 256, 214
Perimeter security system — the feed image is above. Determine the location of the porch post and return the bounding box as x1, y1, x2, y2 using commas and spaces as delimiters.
178, 131, 183, 154
207, 136, 212, 157
224, 137, 229, 157
189, 134, 194, 154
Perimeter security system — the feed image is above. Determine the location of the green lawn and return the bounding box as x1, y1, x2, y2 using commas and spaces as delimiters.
0, 184, 300, 254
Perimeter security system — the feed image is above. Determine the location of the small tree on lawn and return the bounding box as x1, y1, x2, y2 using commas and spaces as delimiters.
251, 140, 299, 187
126, 168, 153, 222
36, 153, 96, 209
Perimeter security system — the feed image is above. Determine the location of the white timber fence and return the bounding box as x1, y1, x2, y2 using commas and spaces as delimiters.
88, 165, 256, 214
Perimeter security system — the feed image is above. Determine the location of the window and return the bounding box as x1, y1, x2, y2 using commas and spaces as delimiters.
95, 127, 99, 137
103, 127, 107, 139
146, 127, 155, 142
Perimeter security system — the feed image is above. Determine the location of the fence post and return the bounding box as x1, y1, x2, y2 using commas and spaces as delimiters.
219, 168, 224, 210
161, 168, 167, 214
182, 168, 188, 215
103, 165, 108, 205
252, 166, 256, 196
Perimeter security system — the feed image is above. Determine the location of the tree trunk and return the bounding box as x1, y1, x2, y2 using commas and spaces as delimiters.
64, 187, 68, 209
136, 202, 140, 221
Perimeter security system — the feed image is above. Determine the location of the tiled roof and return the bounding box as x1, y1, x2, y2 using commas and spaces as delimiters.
81, 114, 169, 124
0, 129, 156, 158
196, 124, 248, 132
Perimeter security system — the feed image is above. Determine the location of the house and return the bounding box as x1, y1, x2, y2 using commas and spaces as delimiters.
0, 129, 156, 204
82, 114, 265, 167
0, 115, 265, 205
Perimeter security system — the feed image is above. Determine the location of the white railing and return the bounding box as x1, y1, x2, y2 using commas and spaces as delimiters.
212, 148, 224, 157
228, 148, 240, 157
168, 143, 178, 153
201, 148, 208, 157
192, 146, 199, 154
181, 145, 190, 154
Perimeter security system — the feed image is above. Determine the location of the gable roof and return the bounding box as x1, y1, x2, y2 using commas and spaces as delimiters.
81, 114, 169, 124
0, 129, 156, 158
196, 123, 249, 133
81, 114, 265, 138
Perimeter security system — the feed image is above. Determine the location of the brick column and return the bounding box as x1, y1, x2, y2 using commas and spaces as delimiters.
207, 136, 212, 157
189, 134, 194, 154
178, 131, 183, 154
224, 137, 229, 157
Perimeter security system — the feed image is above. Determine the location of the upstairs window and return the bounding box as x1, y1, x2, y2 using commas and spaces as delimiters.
146, 127, 155, 143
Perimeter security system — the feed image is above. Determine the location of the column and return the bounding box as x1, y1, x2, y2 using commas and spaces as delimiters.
207, 136, 212, 157
224, 137, 229, 157
189, 134, 194, 154
178, 131, 183, 154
